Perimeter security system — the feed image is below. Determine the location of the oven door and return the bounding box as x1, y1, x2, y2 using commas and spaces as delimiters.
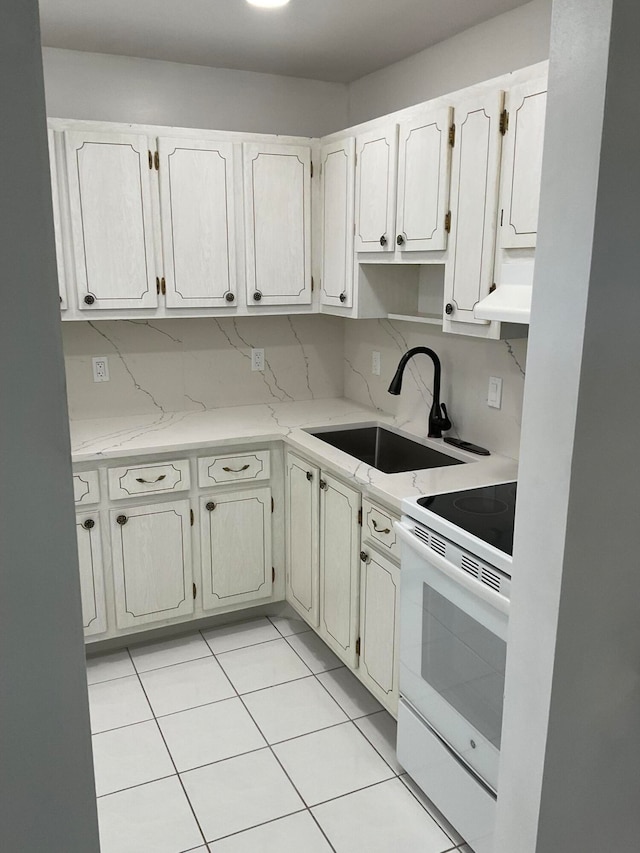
396, 519, 509, 792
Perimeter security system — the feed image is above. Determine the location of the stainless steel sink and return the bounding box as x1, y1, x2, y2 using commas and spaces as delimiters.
309, 426, 463, 474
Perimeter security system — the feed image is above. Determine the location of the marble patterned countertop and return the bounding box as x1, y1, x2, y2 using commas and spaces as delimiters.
69, 398, 518, 512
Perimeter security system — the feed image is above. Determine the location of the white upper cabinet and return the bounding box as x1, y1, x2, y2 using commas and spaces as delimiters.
396, 107, 452, 252
158, 137, 237, 308
243, 142, 312, 306
443, 91, 504, 328
320, 137, 355, 308
355, 126, 398, 253
65, 130, 158, 311
499, 79, 548, 249
47, 131, 67, 310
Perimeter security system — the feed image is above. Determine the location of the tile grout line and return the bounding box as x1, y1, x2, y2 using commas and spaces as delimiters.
93, 625, 460, 852
198, 628, 340, 853
267, 620, 460, 847
397, 773, 465, 844
125, 646, 210, 851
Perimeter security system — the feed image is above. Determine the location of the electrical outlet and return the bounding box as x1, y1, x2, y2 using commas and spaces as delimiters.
92, 357, 110, 383
488, 376, 503, 409
372, 351, 381, 376
251, 348, 265, 372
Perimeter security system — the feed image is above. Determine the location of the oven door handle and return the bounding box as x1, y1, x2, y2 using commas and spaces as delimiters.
395, 521, 510, 616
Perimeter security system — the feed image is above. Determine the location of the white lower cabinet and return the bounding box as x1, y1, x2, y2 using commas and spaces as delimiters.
285, 453, 361, 668
318, 472, 361, 668
285, 453, 320, 626
200, 486, 273, 610
358, 548, 400, 715
111, 499, 194, 630
76, 513, 107, 637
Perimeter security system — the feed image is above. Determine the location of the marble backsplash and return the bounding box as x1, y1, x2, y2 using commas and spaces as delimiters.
343, 319, 527, 460
62, 315, 345, 420
62, 314, 527, 460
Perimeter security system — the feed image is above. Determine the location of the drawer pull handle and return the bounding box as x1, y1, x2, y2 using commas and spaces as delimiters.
135, 474, 166, 484
372, 519, 391, 535
116, 515, 128, 526
82, 519, 95, 530
222, 464, 250, 473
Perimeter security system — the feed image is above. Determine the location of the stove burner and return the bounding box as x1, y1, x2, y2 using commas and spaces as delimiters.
453, 496, 509, 515
416, 481, 517, 557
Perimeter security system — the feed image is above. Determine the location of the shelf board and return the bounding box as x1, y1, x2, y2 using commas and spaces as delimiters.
386, 312, 442, 326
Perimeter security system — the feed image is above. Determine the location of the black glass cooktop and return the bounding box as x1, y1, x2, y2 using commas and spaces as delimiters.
417, 481, 517, 556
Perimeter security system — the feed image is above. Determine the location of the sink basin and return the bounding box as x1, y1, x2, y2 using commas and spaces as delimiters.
309, 426, 463, 474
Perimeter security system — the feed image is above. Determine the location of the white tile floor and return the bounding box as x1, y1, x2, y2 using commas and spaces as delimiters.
86, 610, 470, 853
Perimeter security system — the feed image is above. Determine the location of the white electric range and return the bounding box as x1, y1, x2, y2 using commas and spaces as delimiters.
395, 481, 516, 853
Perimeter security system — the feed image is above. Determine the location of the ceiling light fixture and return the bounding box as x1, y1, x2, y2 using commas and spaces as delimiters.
246, 0, 290, 8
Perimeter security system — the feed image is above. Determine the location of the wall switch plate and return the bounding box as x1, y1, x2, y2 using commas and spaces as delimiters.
372, 351, 381, 376
488, 376, 503, 409
251, 348, 265, 372
92, 357, 110, 383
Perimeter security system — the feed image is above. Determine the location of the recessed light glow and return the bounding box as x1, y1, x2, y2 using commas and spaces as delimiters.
247, 0, 290, 8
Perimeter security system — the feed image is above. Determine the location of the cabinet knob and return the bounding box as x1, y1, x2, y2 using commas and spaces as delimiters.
206, 501, 216, 512
445, 302, 454, 316
360, 550, 370, 564
339, 292, 347, 303
396, 234, 405, 246
83, 294, 95, 306
82, 518, 95, 530
253, 290, 262, 302
319, 479, 327, 490
116, 514, 128, 525
379, 235, 387, 247
225, 291, 235, 303
306, 471, 313, 481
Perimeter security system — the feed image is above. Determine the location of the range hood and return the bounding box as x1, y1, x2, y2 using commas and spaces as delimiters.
474, 262, 533, 324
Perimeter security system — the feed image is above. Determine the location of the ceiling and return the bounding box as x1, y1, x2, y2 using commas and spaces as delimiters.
39, 0, 533, 84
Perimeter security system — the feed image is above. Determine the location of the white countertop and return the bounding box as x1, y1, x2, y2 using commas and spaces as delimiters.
70, 398, 518, 512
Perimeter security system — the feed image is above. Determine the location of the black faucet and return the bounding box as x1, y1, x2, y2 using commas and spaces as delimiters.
387, 347, 452, 438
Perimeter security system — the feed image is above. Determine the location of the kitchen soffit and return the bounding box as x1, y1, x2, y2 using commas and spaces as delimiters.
39, 0, 533, 84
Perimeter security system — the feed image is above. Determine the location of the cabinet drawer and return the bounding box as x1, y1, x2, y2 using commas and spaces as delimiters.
107, 459, 190, 501
198, 450, 270, 487
73, 470, 100, 506
362, 498, 400, 562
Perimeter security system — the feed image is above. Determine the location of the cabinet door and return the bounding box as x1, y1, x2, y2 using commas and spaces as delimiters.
65, 131, 158, 311
200, 486, 272, 610
355, 126, 398, 253
158, 137, 237, 308
243, 142, 312, 306
320, 138, 355, 308
318, 472, 361, 667
358, 549, 400, 715
443, 91, 504, 326
396, 107, 452, 252
76, 514, 107, 637
111, 500, 193, 630
499, 79, 548, 249
48, 130, 67, 310
285, 453, 320, 627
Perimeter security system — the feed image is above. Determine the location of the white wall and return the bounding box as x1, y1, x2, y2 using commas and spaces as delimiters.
343, 319, 526, 460
347, 0, 552, 125
0, 2, 99, 850
42, 47, 349, 136
495, 0, 640, 850
63, 315, 345, 420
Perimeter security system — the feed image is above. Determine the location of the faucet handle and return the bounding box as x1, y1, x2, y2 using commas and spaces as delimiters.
439, 403, 452, 431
